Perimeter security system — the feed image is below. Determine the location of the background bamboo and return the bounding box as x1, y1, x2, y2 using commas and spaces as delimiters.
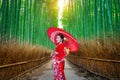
63, 0, 120, 40
0, 0, 59, 49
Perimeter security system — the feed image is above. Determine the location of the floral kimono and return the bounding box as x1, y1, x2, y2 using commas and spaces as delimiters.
52, 43, 66, 80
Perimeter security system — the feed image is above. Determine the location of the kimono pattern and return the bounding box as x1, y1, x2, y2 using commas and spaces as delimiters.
52, 43, 66, 80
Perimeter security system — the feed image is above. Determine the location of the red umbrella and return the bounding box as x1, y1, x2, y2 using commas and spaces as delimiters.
47, 27, 79, 52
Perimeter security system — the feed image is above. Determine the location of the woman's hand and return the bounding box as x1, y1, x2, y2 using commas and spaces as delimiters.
64, 47, 70, 55
50, 52, 54, 57
50, 51, 58, 57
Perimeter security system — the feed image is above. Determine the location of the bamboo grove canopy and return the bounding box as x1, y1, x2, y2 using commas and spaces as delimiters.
0, 0, 120, 49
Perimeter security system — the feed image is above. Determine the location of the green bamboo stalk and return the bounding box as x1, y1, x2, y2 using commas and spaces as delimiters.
87, 0, 90, 39
32, 0, 37, 44
79, 0, 84, 38
16, 0, 21, 41
1, 0, 6, 38
89, 0, 93, 38
114, 0, 119, 39
94, 0, 98, 38
17, 0, 21, 43
86, 0, 89, 39
14, 0, 18, 40
12, 0, 16, 39
82, 0, 85, 39
97, 0, 100, 38
23, 0, 26, 43
26, 0, 29, 43
106, 0, 113, 37
101, 0, 105, 39
76, 0, 80, 39
9, 0, 13, 39
29, 0, 32, 44
5, 0, 9, 40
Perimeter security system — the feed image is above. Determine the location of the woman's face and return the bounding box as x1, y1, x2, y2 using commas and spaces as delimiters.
56, 35, 62, 44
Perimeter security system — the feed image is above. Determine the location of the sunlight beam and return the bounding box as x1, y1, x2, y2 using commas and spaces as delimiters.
58, 0, 64, 29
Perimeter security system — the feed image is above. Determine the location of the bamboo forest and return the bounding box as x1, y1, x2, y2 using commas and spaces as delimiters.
0, 0, 120, 80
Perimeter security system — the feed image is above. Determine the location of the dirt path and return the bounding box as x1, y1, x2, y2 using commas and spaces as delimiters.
18, 59, 108, 80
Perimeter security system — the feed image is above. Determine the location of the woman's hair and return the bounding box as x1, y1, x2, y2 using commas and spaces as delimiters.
57, 33, 64, 43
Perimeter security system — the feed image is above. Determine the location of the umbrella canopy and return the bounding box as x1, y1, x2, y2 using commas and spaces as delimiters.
47, 27, 79, 52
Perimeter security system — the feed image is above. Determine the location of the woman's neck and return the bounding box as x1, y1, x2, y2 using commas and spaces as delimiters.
58, 42, 62, 45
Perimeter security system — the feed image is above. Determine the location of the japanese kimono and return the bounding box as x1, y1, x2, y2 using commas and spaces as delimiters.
52, 43, 66, 80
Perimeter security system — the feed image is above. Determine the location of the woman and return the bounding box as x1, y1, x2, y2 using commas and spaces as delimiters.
51, 33, 69, 80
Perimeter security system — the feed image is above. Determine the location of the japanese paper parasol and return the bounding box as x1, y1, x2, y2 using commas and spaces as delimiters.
47, 27, 79, 52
